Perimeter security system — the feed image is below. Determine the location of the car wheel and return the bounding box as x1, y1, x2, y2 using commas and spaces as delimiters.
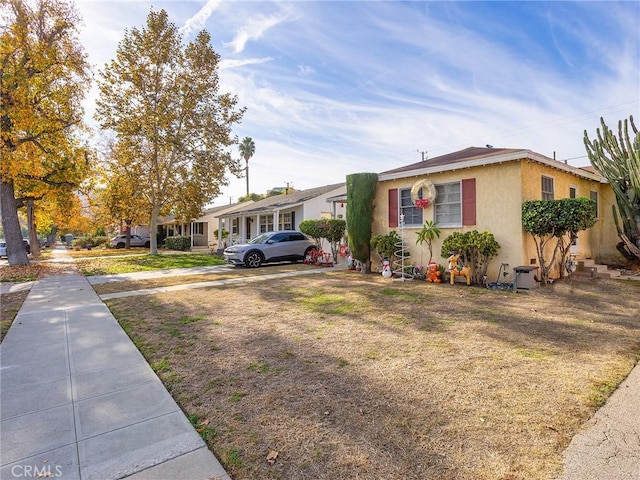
304, 246, 319, 262
116, 243, 125, 249
144, 241, 150, 248
244, 251, 263, 268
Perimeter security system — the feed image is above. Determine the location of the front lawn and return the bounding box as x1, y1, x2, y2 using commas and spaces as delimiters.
104, 273, 640, 479
76, 253, 226, 276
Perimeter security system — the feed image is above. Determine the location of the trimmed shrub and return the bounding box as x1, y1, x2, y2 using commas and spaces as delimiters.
165, 236, 191, 251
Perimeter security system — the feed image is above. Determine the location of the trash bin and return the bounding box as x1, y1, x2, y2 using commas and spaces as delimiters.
513, 266, 539, 290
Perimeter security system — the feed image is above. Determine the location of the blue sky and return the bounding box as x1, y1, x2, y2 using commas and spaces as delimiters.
75, 0, 640, 207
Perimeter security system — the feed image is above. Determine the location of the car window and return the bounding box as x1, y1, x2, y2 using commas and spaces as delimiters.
269, 233, 287, 243
249, 233, 271, 244
290, 233, 306, 241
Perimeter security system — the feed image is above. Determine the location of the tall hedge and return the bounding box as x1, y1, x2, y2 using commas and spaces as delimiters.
346, 173, 378, 272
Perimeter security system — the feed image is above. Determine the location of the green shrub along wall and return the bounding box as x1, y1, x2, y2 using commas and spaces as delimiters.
165, 236, 192, 251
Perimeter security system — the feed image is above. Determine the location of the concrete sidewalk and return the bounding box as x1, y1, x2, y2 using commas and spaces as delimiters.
0, 268, 229, 479
561, 362, 640, 479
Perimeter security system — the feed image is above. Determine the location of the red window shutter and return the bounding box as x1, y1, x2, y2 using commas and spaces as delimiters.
462, 178, 476, 225
388, 189, 398, 227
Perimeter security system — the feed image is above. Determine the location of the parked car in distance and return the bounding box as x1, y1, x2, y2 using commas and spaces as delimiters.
223, 230, 318, 268
109, 234, 151, 249
0, 239, 30, 257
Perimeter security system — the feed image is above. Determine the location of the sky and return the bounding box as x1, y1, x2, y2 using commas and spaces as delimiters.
74, 0, 640, 207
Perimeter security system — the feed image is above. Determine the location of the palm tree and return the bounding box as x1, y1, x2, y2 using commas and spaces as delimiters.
239, 137, 255, 196
416, 220, 441, 264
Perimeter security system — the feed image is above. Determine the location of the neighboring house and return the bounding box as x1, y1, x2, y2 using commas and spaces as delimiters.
218, 183, 347, 250
372, 146, 620, 280
161, 202, 251, 250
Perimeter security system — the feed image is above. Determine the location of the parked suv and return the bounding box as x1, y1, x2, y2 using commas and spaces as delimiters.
223, 230, 317, 268
109, 234, 151, 249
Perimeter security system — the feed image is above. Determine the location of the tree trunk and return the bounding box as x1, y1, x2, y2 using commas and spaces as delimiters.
0, 180, 29, 265
26, 198, 41, 258
149, 203, 160, 254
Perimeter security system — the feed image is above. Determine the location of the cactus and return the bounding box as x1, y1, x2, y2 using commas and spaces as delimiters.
584, 115, 640, 260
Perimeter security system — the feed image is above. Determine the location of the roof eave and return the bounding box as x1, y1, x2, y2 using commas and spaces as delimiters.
378, 150, 604, 182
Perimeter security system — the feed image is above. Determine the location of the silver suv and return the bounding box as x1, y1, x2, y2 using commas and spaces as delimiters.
223, 230, 317, 268
109, 234, 151, 249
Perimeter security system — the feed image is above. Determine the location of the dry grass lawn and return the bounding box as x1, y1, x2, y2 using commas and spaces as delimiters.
103, 270, 640, 480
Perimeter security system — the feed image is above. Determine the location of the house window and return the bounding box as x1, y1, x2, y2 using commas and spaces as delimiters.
542, 176, 555, 200
434, 182, 462, 227
590, 190, 599, 219
192, 222, 204, 235
569, 186, 577, 198
399, 188, 423, 226
279, 212, 292, 230
259, 215, 274, 233
231, 218, 238, 235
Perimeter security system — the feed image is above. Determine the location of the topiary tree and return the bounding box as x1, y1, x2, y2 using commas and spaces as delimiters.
298, 219, 324, 246
299, 218, 346, 263
584, 115, 640, 261
522, 198, 596, 284
554, 198, 597, 278
346, 173, 378, 273
441, 230, 500, 284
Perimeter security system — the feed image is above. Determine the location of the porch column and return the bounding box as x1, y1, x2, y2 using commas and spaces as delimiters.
274, 210, 279, 231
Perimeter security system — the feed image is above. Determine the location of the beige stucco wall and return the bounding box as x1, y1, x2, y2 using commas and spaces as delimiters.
373, 162, 524, 280
373, 158, 623, 282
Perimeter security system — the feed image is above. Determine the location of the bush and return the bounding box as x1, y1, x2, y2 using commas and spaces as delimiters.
441, 230, 500, 284
165, 236, 191, 251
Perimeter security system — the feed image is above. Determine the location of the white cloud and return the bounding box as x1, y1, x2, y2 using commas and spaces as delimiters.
224, 12, 291, 53
179, 0, 222, 38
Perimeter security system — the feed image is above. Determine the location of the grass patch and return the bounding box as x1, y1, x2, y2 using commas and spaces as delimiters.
105, 273, 640, 480
0, 291, 29, 342
77, 253, 225, 276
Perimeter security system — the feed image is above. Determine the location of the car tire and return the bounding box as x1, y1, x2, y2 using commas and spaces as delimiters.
116, 243, 125, 249
304, 246, 319, 262
144, 241, 150, 248
244, 251, 263, 268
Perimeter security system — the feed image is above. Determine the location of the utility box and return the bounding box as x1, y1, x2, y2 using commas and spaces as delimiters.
514, 266, 539, 290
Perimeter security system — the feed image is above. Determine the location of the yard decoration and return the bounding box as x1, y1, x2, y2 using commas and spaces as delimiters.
426, 261, 442, 283
382, 259, 392, 278
447, 253, 471, 285
411, 179, 437, 208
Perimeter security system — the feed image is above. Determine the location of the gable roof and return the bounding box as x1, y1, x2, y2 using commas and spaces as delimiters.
218, 183, 346, 216
378, 146, 603, 182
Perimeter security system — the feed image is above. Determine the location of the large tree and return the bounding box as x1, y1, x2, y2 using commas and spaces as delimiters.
239, 137, 255, 196
584, 115, 640, 261
1, 0, 91, 264
95, 9, 245, 254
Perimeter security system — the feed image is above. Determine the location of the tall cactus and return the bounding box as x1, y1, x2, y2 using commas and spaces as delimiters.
584, 115, 640, 260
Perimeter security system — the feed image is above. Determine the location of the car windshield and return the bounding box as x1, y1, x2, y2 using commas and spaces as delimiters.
248, 233, 274, 245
